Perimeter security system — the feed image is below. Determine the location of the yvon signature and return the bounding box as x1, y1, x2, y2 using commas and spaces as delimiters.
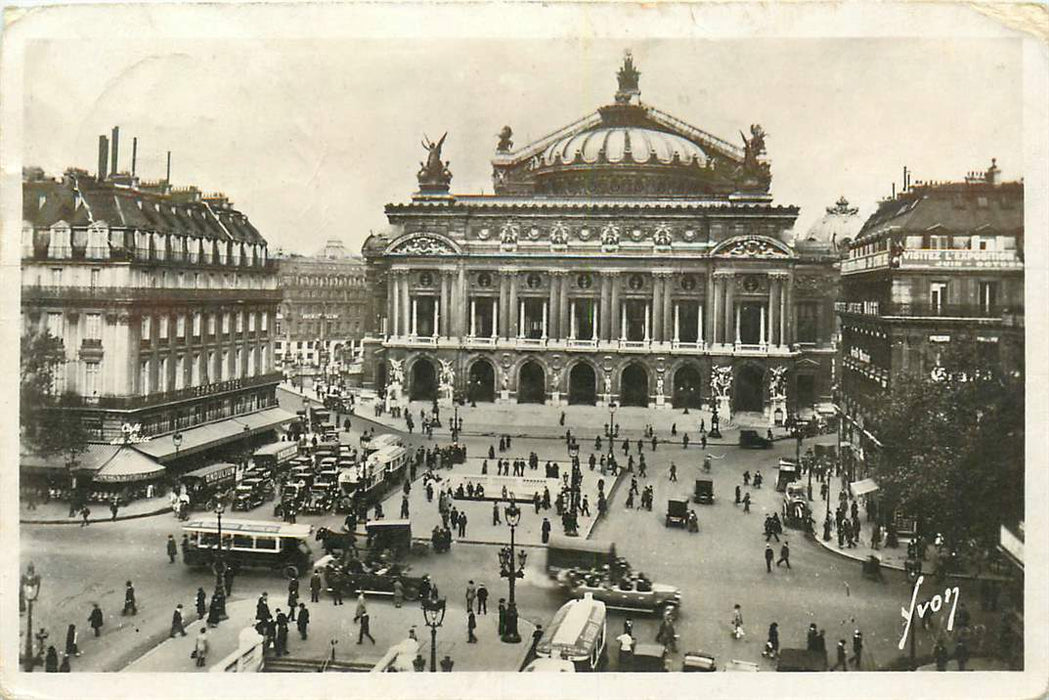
899, 575, 960, 649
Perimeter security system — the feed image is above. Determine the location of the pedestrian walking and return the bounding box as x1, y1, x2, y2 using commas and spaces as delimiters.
275, 609, 290, 656
310, 570, 322, 602
193, 627, 209, 668
476, 583, 488, 614
122, 581, 137, 616
297, 604, 310, 639
765, 543, 774, 573
331, 582, 343, 606
166, 535, 178, 563
393, 578, 405, 608
80, 506, 90, 526
669, 462, 677, 482
196, 587, 207, 620
776, 542, 791, 569
458, 511, 468, 537
109, 500, 119, 521
256, 592, 271, 623
735, 484, 741, 505
955, 639, 970, 671
617, 629, 634, 670
581, 495, 591, 516
287, 577, 300, 618
356, 607, 376, 645
743, 492, 751, 514
58, 654, 71, 672
465, 581, 476, 613
493, 501, 501, 525
64, 624, 80, 658
224, 566, 235, 596
832, 639, 848, 670
45, 645, 58, 672
171, 604, 187, 637
207, 589, 224, 627
498, 598, 507, 637
851, 629, 863, 669
400, 495, 410, 519
731, 604, 744, 639
764, 622, 780, 659
468, 611, 478, 643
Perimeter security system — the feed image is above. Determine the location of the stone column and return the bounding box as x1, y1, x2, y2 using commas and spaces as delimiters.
548, 273, 560, 339
439, 273, 449, 337
734, 304, 741, 346
508, 271, 519, 340
410, 297, 418, 337
652, 274, 664, 343
400, 275, 410, 339
456, 266, 467, 338
609, 271, 621, 341
491, 298, 499, 340
600, 273, 613, 342
498, 272, 510, 338
673, 303, 680, 343
558, 274, 570, 341
784, 275, 794, 347
661, 273, 673, 342
518, 300, 525, 338
768, 276, 779, 347
569, 301, 577, 340
724, 273, 735, 347
706, 271, 717, 346
390, 272, 400, 337
698, 303, 704, 346
541, 301, 548, 339
469, 299, 477, 337
759, 305, 766, 346
644, 303, 651, 342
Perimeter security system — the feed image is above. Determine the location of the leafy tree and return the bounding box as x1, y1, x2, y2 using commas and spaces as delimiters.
20, 331, 89, 467
871, 342, 1023, 552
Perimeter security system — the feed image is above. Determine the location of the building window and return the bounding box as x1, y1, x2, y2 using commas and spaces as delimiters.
142, 315, 152, 342
797, 302, 819, 343
261, 312, 269, 332
222, 312, 231, 335
84, 361, 100, 397
979, 281, 998, 312
175, 355, 186, 390
159, 315, 169, 340
930, 282, 948, 311
140, 360, 150, 396
208, 314, 217, 336
222, 350, 230, 381
236, 311, 244, 333
928, 235, 949, 250
159, 356, 169, 393
176, 314, 186, 338
192, 312, 202, 337
86, 313, 102, 340
192, 353, 201, 386
248, 312, 256, 332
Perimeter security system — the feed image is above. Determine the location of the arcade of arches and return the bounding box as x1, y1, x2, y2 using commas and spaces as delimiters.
518, 361, 546, 404
468, 359, 496, 403
673, 364, 703, 409
620, 363, 649, 407
410, 358, 438, 401
568, 363, 597, 405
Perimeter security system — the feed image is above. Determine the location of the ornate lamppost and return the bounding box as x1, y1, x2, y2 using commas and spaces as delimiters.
604, 402, 618, 444
21, 564, 41, 671
420, 594, 447, 672
498, 498, 526, 643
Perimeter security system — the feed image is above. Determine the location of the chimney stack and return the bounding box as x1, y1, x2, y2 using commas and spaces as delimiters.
891, 182, 896, 199
97, 135, 109, 180
132, 137, 138, 177
166, 151, 172, 184
110, 126, 120, 176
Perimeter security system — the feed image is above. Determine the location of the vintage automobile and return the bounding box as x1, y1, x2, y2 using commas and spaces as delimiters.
556, 568, 681, 614
781, 483, 810, 528
692, 479, 715, 505
776, 459, 799, 492
301, 487, 333, 514
317, 553, 427, 600
739, 429, 772, 449
665, 499, 689, 528
632, 643, 668, 672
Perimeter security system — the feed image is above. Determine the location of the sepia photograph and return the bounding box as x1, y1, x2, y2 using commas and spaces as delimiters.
1, 3, 1045, 699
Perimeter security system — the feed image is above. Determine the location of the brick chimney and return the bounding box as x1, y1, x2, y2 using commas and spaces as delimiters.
98, 134, 109, 180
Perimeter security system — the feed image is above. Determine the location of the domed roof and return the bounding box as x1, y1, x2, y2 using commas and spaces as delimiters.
803, 197, 863, 253
540, 127, 710, 168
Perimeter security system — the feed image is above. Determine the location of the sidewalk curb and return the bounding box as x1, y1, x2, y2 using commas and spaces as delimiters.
811, 534, 1010, 582
20, 505, 173, 526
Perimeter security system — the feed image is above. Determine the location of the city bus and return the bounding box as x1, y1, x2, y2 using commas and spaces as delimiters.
545, 536, 616, 578
252, 442, 300, 476
364, 433, 402, 456
179, 463, 238, 509
534, 594, 607, 672
181, 517, 315, 578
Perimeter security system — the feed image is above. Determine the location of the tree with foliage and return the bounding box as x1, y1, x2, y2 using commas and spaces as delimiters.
871, 342, 1023, 553
20, 331, 90, 469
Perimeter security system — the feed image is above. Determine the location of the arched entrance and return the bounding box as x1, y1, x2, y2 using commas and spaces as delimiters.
620, 363, 649, 407
673, 364, 703, 409
735, 364, 765, 413
410, 358, 438, 401
518, 361, 546, 404
467, 359, 496, 403
568, 363, 597, 405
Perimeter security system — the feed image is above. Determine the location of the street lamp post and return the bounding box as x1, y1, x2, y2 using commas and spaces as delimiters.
421, 594, 447, 672
214, 503, 227, 593
21, 565, 41, 672
499, 498, 526, 643
605, 402, 618, 445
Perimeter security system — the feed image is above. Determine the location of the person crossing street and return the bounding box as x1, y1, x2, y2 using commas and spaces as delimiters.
776, 541, 791, 569
166, 535, 178, 563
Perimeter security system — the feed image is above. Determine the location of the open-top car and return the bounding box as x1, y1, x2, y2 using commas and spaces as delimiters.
316, 553, 428, 600
556, 567, 681, 614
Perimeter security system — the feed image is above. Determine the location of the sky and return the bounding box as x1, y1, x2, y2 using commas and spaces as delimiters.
22, 37, 1023, 255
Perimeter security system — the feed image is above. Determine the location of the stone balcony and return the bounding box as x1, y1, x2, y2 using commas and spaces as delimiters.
383, 334, 804, 357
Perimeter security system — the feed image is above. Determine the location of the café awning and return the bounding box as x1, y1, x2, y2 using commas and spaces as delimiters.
850, 478, 880, 497
21, 443, 123, 474
135, 408, 297, 462
94, 446, 166, 483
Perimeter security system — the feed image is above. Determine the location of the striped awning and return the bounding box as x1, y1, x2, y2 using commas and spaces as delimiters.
94, 447, 166, 483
